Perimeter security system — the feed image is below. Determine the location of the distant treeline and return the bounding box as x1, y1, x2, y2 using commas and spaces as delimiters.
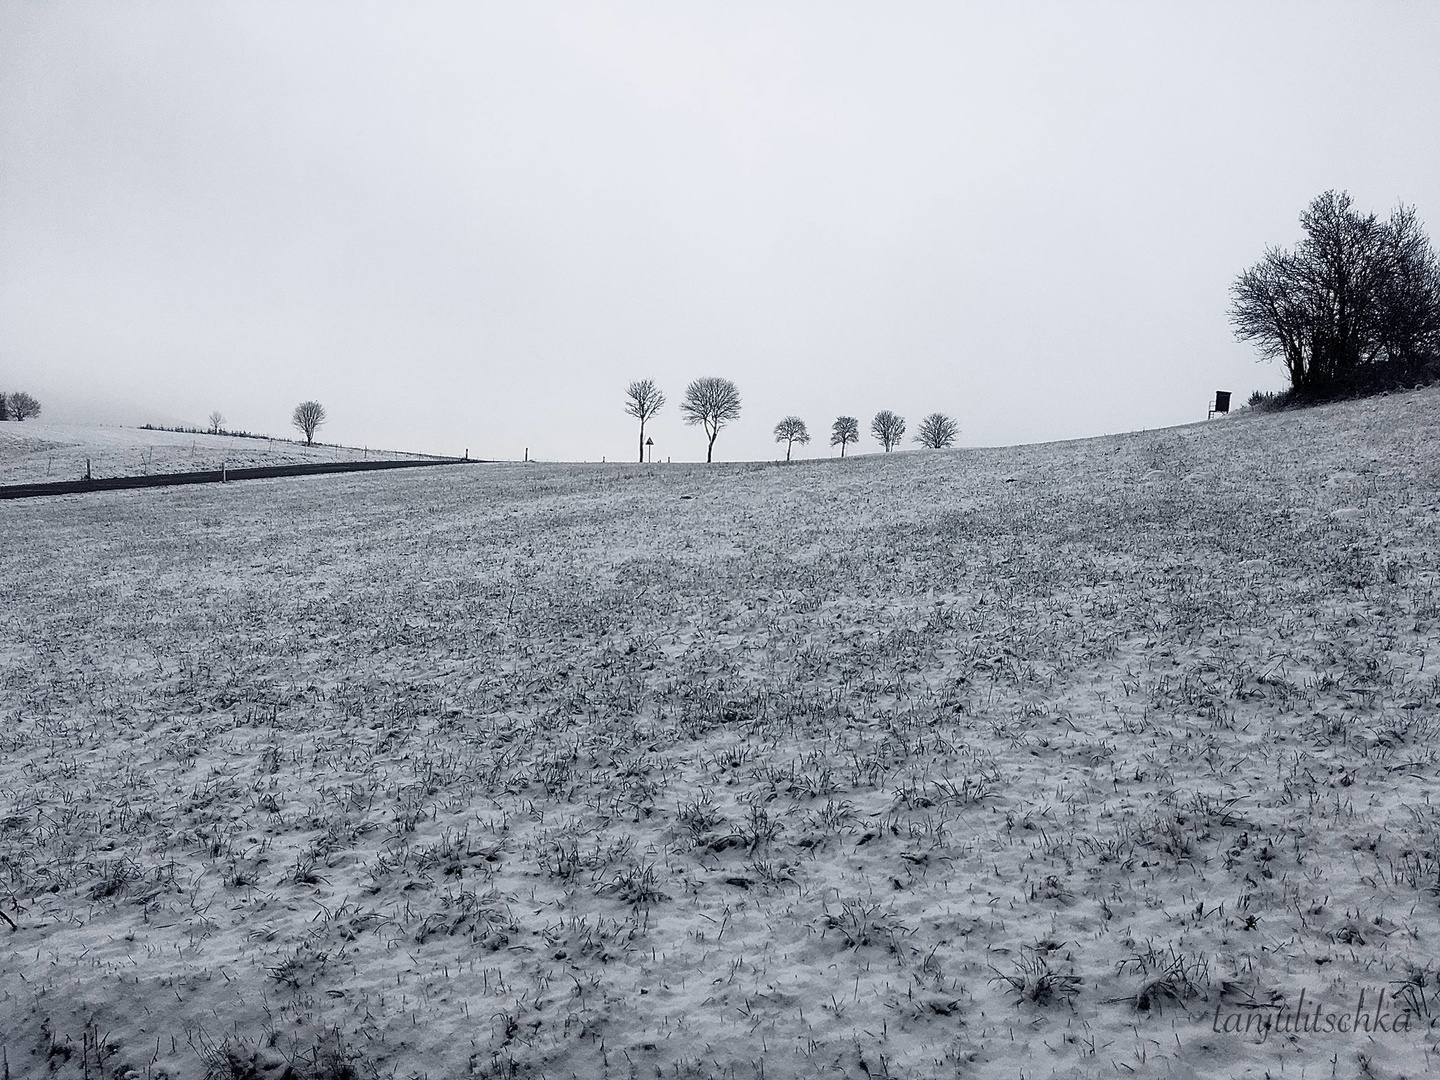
137, 422, 448, 460
140, 422, 270, 440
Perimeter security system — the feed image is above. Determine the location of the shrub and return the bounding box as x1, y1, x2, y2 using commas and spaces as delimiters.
1247, 389, 1291, 412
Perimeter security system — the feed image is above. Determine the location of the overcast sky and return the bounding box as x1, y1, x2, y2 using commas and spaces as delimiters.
2, 2, 1438, 461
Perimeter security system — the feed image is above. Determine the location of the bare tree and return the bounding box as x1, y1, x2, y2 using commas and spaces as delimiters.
1231, 190, 1440, 399
0, 393, 8, 421
208, 411, 226, 435
871, 410, 905, 451
680, 377, 742, 462
915, 412, 959, 449
292, 400, 326, 446
773, 416, 810, 461
1374, 203, 1440, 377
624, 379, 666, 463
8, 392, 40, 421
830, 415, 859, 457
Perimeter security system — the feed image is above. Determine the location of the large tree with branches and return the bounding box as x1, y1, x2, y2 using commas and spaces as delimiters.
1231, 191, 1440, 400
624, 379, 666, 463
915, 412, 959, 449
773, 416, 809, 461
7, 392, 40, 421
871, 410, 905, 452
680, 377, 742, 462
292, 400, 326, 446
830, 416, 859, 457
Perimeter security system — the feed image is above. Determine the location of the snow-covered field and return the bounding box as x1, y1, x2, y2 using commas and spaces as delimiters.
0, 421, 434, 485
2, 390, 1440, 1079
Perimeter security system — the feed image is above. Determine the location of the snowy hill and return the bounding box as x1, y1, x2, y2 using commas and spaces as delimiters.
2, 387, 1438, 1079
0, 419, 435, 484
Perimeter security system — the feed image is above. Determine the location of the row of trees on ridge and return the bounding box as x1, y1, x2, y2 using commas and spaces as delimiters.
625, 378, 958, 462
187, 402, 326, 444
199, 401, 327, 444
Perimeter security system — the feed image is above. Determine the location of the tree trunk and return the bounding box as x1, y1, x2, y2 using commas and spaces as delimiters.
638, 420, 645, 463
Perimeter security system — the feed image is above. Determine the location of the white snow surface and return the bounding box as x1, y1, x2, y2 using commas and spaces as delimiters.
2, 390, 1440, 1078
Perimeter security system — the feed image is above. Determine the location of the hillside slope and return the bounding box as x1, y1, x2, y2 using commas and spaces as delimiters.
0, 420, 435, 484
1, 388, 1438, 1079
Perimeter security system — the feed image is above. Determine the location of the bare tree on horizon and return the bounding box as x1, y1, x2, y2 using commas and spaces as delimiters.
915, 412, 959, 449
773, 416, 810, 461
871, 410, 905, 452
292, 400, 326, 446
680, 377, 742, 462
830, 416, 859, 457
208, 411, 226, 435
624, 380, 666, 463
